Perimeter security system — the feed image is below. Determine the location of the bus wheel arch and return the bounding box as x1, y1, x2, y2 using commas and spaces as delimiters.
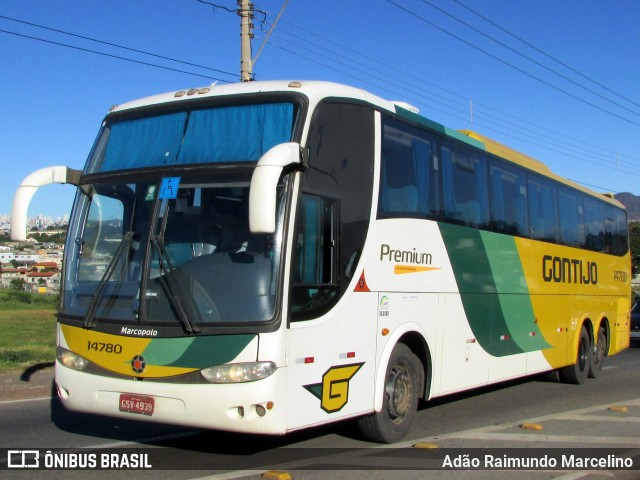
358, 341, 424, 443
397, 332, 431, 400
588, 318, 609, 379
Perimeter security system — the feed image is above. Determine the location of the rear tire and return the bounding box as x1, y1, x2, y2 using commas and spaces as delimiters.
358, 343, 423, 443
588, 325, 607, 379
559, 325, 592, 385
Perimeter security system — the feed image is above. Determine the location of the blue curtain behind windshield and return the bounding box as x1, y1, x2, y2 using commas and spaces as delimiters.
97, 103, 294, 172
100, 112, 188, 171
179, 103, 294, 164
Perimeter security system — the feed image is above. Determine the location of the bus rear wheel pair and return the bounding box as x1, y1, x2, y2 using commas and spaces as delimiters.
559, 324, 607, 384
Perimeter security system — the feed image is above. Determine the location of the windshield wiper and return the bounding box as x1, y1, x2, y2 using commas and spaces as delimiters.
83, 231, 134, 329
150, 236, 201, 334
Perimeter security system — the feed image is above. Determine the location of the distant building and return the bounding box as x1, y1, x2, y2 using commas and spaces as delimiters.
25, 271, 61, 294
0, 247, 62, 294
0, 267, 27, 288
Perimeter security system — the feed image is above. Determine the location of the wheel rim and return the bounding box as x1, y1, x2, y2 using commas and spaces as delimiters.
578, 335, 589, 371
593, 330, 606, 365
385, 363, 412, 422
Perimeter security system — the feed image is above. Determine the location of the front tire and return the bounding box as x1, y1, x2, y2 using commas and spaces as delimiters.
559, 325, 592, 385
358, 343, 423, 443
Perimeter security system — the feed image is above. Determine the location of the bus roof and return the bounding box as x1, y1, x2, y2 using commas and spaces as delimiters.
107, 80, 397, 115
458, 130, 624, 208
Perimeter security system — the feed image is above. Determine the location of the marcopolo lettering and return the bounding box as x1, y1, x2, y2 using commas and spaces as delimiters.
121, 327, 159, 337
380, 244, 432, 265
542, 255, 598, 285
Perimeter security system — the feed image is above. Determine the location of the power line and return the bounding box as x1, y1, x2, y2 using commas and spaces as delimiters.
275, 16, 468, 103
265, 20, 640, 169
264, 16, 640, 170
0, 28, 233, 83
253, 0, 290, 67
384, 0, 640, 128
3, 7, 636, 191
473, 99, 640, 165
261, 29, 640, 190
264, 31, 465, 113
194, 0, 236, 14
416, 0, 640, 119
272, 6, 640, 170
0, 14, 237, 80
451, 0, 640, 110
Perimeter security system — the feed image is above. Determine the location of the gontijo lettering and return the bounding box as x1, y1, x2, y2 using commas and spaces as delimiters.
542, 255, 597, 285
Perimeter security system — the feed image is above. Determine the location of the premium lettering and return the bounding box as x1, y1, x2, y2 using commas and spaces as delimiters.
380, 244, 432, 265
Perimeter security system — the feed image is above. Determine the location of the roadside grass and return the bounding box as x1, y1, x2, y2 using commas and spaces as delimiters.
0, 291, 57, 374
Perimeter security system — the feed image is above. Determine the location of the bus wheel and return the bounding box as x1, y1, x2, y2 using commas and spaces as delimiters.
559, 325, 592, 385
357, 343, 423, 443
588, 325, 607, 379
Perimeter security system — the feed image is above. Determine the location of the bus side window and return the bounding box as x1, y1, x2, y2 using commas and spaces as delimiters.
605, 206, 628, 256
528, 176, 558, 242
442, 145, 489, 228
378, 118, 437, 218
489, 160, 528, 236
583, 197, 605, 252
558, 188, 585, 247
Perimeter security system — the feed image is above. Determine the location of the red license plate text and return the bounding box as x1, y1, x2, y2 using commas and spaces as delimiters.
119, 393, 154, 416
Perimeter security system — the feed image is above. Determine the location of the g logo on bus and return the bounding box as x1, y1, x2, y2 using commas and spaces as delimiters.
131, 355, 147, 374
303, 363, 364, 413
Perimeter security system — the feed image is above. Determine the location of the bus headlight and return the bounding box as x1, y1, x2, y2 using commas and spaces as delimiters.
57, 347, 89, 371
200, 362, 276, 383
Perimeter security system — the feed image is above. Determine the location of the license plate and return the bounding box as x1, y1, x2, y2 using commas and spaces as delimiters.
631, 331, 640, 338
119, 393, 154, 416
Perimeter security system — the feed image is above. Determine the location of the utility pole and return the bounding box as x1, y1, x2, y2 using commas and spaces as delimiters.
238, 0, 254, 82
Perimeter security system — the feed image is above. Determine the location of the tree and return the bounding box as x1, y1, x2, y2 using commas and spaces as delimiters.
10, 278, 26, 291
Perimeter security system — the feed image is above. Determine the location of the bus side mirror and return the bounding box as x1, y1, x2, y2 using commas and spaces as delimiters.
249, 142, 302, 234
11, 166, 81, 241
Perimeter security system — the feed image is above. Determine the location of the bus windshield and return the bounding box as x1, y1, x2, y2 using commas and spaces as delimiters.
60, 99, 299, 329
87, 102, 296, 173
62, 171, 287, 328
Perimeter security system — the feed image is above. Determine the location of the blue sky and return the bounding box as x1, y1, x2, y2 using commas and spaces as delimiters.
1, 0, 639, 218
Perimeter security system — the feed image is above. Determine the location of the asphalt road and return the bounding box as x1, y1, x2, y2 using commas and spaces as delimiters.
0, 346, 639, 480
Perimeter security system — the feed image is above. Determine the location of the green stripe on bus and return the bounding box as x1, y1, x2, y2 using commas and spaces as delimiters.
479, 231, 550, 351
141, 334, 256, 368
394, 106, 485, 150
439, 223, 550, 356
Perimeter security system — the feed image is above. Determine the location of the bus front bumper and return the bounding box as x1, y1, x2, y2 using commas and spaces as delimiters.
55, 362, 289, 435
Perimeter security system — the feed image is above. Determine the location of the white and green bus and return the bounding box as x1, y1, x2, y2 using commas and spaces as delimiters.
12, 81, 631, 443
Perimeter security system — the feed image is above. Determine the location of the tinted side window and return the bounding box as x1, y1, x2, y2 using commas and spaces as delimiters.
442, 145, 489, 228
489, 160, 528, 236
558, 188, 584, 247
605, 206, 628, 255
378, 118, 438, 218
583, 197, 605, 252
528, 176, 558, 242
292, 102, 374, 321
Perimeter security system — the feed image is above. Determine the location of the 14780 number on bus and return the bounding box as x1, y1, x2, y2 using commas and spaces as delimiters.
87, 341, 123, 354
